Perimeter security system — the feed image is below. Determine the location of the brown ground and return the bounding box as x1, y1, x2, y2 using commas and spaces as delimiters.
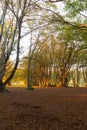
0, 87, 87, 130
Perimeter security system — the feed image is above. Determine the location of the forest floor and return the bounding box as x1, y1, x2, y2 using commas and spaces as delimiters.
0, 87, 87, 130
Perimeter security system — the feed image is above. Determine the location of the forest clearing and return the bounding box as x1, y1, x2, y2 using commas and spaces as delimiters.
0, 0, 87, 129
0, 87, 87, 130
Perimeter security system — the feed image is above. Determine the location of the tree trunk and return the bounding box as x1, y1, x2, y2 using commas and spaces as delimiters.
60, 71, 69, 87
27, 54, 34, 90
0, 79, 6, 92
63, 77, 69, 87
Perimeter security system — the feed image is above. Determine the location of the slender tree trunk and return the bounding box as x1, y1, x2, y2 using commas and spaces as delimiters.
27, 32, 33, 90
59, 70, 69, 87
82, 69, 87, 87
63, 76, 69, 87
27, 57, 33, 89
4, 20, 21, 86
76, 66, 80, 87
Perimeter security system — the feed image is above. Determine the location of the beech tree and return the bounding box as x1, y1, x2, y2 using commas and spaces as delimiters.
0, 0, 40, 91
48, 0, 87, 87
